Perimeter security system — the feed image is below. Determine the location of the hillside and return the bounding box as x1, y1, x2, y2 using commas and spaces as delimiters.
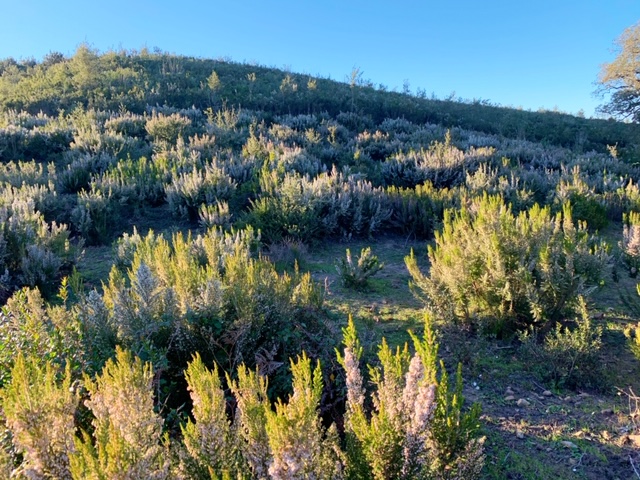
0, 48, 639, 479
2, 46, 639, 155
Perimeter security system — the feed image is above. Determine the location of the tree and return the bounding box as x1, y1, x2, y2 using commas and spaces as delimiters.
597, 22, 640, 122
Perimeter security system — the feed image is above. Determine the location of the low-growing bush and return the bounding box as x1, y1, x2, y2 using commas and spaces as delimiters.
519, 297, 605, 390
71, 187, 123, 245
335, 247, 383, 290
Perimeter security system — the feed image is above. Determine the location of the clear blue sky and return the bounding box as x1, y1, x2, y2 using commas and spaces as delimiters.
1, 1, 638, 117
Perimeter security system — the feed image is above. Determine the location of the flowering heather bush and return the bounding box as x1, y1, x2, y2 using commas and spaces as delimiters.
166, 163, 236, 220
406, 195, 609, 335
181, 353, 239, 478
145, 112, 193, 146
0, 124, 72, 162
264, 353, 343, 479
0, 197, 78, 296
0, 312, 483, 480
338, 316, 483, 479
227, 364, 271, 478
70, 347, 170, 479
249, 166, 391, 243
1, 354, 77, 479
382, 131, 494, 189
622, 211, 640, 272
71, 186, 122, 244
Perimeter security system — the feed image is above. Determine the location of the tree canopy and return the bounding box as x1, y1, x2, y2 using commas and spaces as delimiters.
598, 22, 640, 122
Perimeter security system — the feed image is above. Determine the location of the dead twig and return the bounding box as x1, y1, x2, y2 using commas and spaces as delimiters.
630, 455, 640, 479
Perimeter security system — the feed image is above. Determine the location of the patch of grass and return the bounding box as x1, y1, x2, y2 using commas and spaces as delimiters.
76, 245, 115, 290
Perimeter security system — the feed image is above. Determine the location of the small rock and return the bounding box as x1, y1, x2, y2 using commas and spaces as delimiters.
569, 458, 577, 465
516, 398, 531, 407
542, 390, 552, 397
516, 430, 524, 439
504, 395, 516, 402
578, 392, 590, 398
601, 408, 614, 415
505, 387, 514, 395
561, 441, 578, 449
563, 396, 572, 401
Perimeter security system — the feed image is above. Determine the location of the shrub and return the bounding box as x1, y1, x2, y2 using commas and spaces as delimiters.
0, 288, 76, 386
519, 297, 605, 390
0, 197, 78, 296
248, 166, 391, 244
385, 182, 458, 239
406, 194, 609, 335
338, 316, 484, 479
181, 353, 239, 478
70, 347, 171, 479
145, 112, 192, 146
71, 187, 122, 245
106, 226, 330, 398
622, 211, 640, 274
198, 201, 232, 229
623, 284, 640, 361
95, 155, 168, 207
1, 354, 77, 479
335, 247, 383, 290
166, 164, 236, 221
264, 353, 343, 479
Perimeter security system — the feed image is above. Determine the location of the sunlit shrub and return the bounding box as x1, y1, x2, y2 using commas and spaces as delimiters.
145, 112, 192, 146
622, 211, 640, 273
1, 354, 77, 479
335, 247, 383, 290
166, 163, 236, 220
338, 316, 484, 479
71, 186, 122, 245
70, 347, 171, 479
406, 195, 609, 335
0, 198, 78, 295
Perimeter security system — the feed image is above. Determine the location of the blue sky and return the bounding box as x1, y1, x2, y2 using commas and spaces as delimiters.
1, 1, 638, 117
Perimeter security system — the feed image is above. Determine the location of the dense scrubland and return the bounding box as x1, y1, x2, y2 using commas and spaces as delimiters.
0, 46, 640, 479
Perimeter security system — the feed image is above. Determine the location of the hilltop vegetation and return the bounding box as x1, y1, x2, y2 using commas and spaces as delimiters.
0, 47, 639, 479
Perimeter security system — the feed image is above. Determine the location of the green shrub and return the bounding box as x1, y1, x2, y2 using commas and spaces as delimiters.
181, 353, 239, 478
264, 353, 343, 479
622, 211, 640, 273
335, 247, 383, 290
166, 164, 236, 221
145, 112, 192, 146
0, 197, 79, 296
0, 288, 82, 387
70, 347, 171, 479
106, 226, 330, 399
519, 297, 605, 390
71, 187, 122, 245
384, 182, 457, 239
1, 353, 77, 479
406, 194, 609, 335
338, 316, 484, 479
